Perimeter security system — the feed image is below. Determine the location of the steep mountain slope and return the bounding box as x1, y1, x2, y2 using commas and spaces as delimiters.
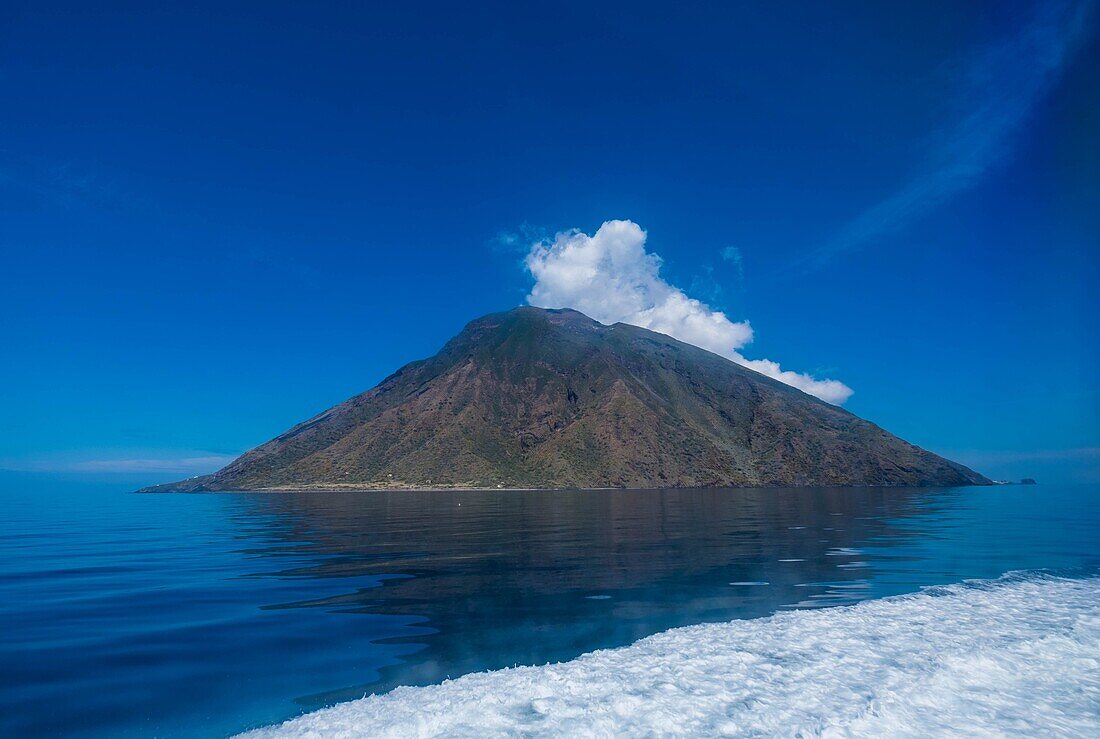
146, 307, 989, 490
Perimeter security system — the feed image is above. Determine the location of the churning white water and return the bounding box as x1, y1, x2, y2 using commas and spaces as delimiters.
242, 572, 1099, 738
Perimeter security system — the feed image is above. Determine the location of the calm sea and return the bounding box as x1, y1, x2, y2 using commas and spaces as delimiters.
1, 475, 1096, 736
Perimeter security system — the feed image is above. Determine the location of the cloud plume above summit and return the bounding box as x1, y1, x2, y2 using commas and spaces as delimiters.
525, 220, 853, 404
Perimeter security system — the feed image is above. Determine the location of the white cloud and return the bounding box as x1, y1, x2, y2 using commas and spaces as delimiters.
732, 357, 854, 406
525, 220, 853, 404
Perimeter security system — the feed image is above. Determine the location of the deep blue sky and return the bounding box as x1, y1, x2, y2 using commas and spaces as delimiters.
2, 0, 1097, 483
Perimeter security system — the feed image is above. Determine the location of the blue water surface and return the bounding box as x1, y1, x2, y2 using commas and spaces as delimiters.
0, 475, 1096, 737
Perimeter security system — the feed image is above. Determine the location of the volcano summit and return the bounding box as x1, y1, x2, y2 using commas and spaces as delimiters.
145, 307, 988, 491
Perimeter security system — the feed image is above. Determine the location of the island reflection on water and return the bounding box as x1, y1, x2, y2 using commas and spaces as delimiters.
228, 487, 975, 703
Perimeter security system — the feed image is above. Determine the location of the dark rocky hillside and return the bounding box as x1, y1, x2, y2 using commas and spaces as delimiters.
144, 307, 989, 491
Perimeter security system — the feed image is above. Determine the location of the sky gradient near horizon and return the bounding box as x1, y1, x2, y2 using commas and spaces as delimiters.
2, 0, 1098, 483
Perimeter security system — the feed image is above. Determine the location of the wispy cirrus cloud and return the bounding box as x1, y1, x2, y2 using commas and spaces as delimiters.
937, 446, 1100, 484
0, 452, 234, 475
0, 155, 130, 210
720, 246, 744, 279
936, 446, 1100, 469
800, 0, 1093, 270
525, 219, 853, 404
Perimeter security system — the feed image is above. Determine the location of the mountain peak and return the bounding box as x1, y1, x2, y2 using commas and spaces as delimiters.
144, 307, 989, 491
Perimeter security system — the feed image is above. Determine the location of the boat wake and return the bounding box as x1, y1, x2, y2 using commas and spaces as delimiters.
241, 572, 1099, 737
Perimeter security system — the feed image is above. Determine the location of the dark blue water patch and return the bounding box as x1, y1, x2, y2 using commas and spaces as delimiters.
0, 476, 1096, 737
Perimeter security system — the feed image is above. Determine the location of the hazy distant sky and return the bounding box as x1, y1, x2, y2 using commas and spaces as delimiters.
2, 0, 1097, 482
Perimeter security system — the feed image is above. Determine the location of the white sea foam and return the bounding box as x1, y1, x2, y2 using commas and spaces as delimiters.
242, 573, 1099, 738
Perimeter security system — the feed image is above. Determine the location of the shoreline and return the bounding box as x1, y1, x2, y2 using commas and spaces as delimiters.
137, 482, 990, 494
